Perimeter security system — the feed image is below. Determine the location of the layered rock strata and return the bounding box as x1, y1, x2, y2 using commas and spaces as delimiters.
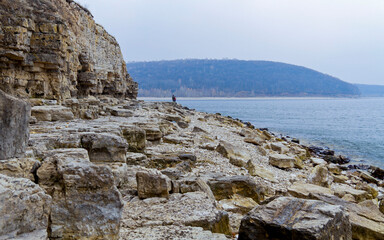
0, 0, 137, 101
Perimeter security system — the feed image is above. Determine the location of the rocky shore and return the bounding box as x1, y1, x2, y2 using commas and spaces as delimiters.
1, 92, 384, 239
1, 0, 384, 239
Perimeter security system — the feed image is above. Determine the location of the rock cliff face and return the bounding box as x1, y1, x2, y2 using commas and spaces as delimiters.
0, 0, 138, 101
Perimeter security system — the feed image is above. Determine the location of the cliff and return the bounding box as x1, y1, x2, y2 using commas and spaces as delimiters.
0, 0, 137, 101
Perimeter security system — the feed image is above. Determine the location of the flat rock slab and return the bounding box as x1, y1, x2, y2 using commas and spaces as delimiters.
119, 225, 227, 240
31, 105, 74, 121
0, 90, 30, 159
121, 192, 231, 235
238, 196, 352, 240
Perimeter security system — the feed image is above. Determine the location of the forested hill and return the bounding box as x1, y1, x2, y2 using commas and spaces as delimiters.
126, 59, 360, 97
355, 84, 384, 97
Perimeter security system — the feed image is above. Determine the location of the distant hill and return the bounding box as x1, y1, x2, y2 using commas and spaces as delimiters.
126, 59, 360, 97
355, 84, 384, 97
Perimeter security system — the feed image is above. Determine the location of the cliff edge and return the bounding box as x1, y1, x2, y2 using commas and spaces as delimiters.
0, 0, 137, 101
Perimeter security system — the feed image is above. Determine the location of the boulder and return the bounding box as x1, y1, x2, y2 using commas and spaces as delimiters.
216, 141, 250, 167
0, 90, 31, 159
37, 148, 123, 240
121, 125, 146, 152
136, 169, 172, 199
121, 192, 231, 235
332, 184, 372, 203
288, 182, 334, 199
328, 163, 342, 174
238, 197, 352, 240
308, 164, 334, 187
269, 154, 302, 169
143, 127, 163, 141
108, 107, 134, 117
246, 160, 276, 182
219, 194, 258, 214
0, 174, 51, 239
270, 142, 289, 154
126, 152, 147, 165
163, 135, 192, 144
81, 132, 128, 163
311, 157, 327, 165
31, 105, 74, 121
0, 158, 37, 181
208, 176, 265, 203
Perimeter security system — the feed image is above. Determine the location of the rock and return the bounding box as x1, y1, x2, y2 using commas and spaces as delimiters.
163, 135, 191, 144
0, 0, 137, 100
119, 225, 228, 240
238, 197, 352, 240
288, 182, 334, 199
108, 107, 134, 117
136, 169, 172, 199
143, 127, 163, 141
0, 174, 51, 239
31, 105, 74, 121
324, 155, 350, 164
37, 148, 123, 239
216, 141, 250, 167
244, 136, 264, 146
0, 90, 31, 159
121, 125, 146, 152
358, 170, 379, 184
333, 174, 349, 183
81, 133, 128, 163
332, 184, 372, 203
313, 193, 384, 240
200, 142, 217, 150
311, 157, 327, 165
270, 142, 289, 154
192, 126, 207, 133
177, 121, 189, 128
0, 158, 37, 181
246, 160, 276, 182
328, 163, 342, 174
219, 194, 258, 214
269, 153, 302, 169
121, 192, 231, 235
370, 166, 384, 180
208, 176, 265, 203
126, 152, 147, 165
308, 164, 334, 187
380, 199, 384, 214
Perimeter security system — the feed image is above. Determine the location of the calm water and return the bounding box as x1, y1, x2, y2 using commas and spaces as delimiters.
147, 98, 384, 168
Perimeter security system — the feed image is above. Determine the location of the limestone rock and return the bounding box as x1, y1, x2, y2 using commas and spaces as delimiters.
332, 184, 372, 203
0, 90, 30, 159
121, 125, 146, 152
126, 152, 147, 165
219, 194, 258, 214
143, 127, 163, 141
311, 157, 327, 165
238, 197, 352, 240
246, 160, 276, 182
136, 169, 172, 199
0, 174, 51, 239
270, 142, 289, 154
0, 0, 137, 100
121, 192, 231, 235
288, 182, 334, 199
31, 105, 74, 121
208, 176, 265, 203
37, 148, 123, 239
0, 158, 37, 181
269, 153, 302, 169
308, 164, 334, 187
81, 132, 128, 163
216, 141, 250, 167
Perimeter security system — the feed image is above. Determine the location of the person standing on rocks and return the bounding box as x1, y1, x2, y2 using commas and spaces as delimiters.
172, 94, 176, 103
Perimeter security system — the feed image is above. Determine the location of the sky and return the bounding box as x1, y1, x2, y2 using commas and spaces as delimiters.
76, 0, 384, 85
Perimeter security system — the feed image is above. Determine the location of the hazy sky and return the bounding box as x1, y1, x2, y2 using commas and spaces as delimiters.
76, 0, 384, 85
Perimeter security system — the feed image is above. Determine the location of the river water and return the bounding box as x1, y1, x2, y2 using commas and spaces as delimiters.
141, 97, 384, 168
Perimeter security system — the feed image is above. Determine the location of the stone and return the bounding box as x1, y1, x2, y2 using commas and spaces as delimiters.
192, 126, 207, 133
288, 183, 334, 199
37, 148, 123, 239
31, 105, 74, 121
81, 132, 128, 163
269, 153, 302, 169
311, 157, 327, 165
313, 193, 384, 240
333, 184, 372, 203
380, 199, 384, 214
121, 125, 146, 152
0, 174, 51, 239
136, 169, 172, 199
238, 197, 352, 240
246, 160, 276, 182
0, 158, 37, 181
119, 225, 228, 240
126, 152, 147, 165
143, 127, 163, 141
333, 174, 349, 183
121, 192, 231, 235
177, 121, 189, 129
0, 0, 137, 100
308, 164, 334, 187
208, 176, 265, 203
358, 170, 379, 184
270, 142, 289, 154
108, 107, 134, 117
244, 136, 264, 146
0, 90, 30, 159
328, 163, 342, 174
163, 135, 191, 144
219, 194, 258, 214
216, 141, 250, 167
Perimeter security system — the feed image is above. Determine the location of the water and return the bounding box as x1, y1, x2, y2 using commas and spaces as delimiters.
144, 97, 384, 168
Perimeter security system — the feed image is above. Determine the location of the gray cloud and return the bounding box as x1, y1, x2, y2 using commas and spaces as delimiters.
76, 0, 384, 85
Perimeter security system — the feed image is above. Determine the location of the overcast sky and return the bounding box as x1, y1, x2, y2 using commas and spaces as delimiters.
76, 0, 384, 85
